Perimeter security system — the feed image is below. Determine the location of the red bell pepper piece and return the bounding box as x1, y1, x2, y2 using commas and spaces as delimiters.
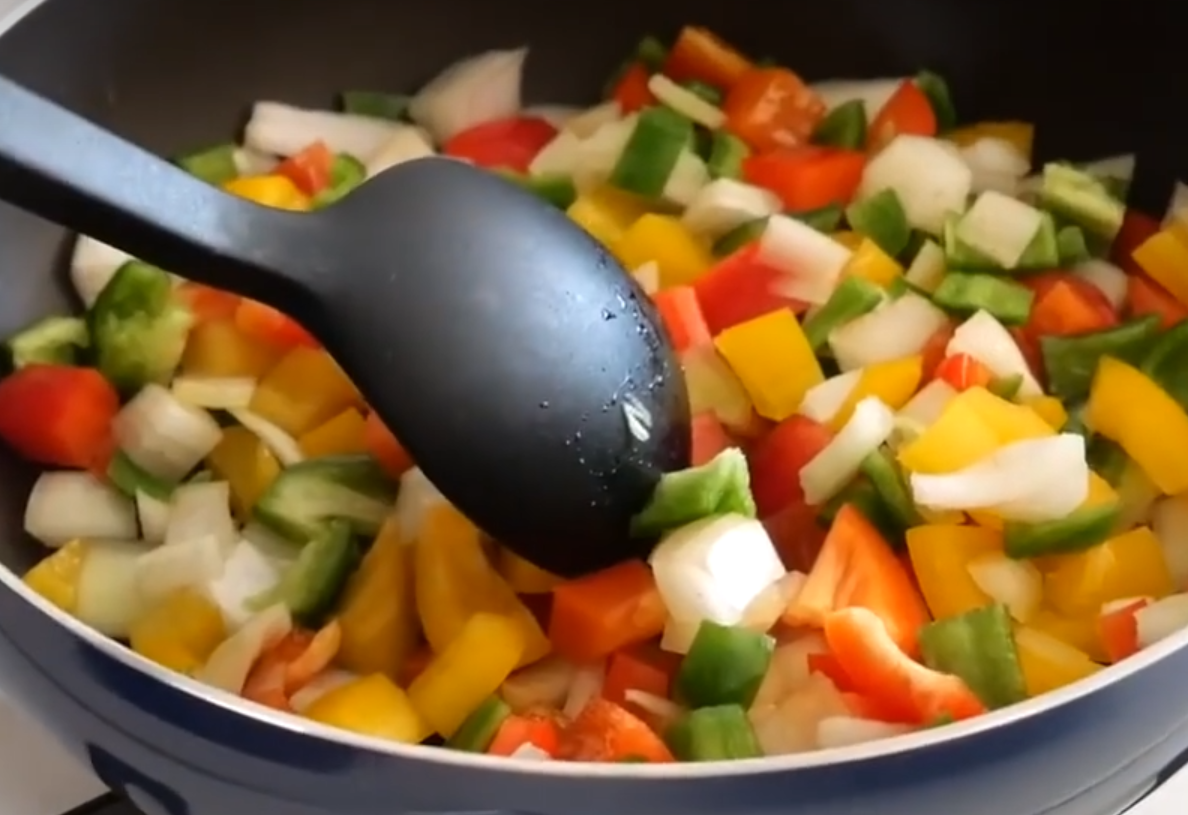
651, 285, 711, 352
442, 116, 558, 173
1098, 598, 1150, 664
919, 321, 956, 382
824, 606, 986, 725
724, 67, 826, 152
692, 243, 808, 336
1127, 274, 1188, 329
487, 712, 562, 757
0, 364, 119, 469
747, 414, 834, 518
1112, 210, 1162, 276
812, 652, 923, 724
274, 141, 335, 196
610, 63, 656, 113
662, 26, 752, 91
234, 299, 320, 349
558, 698, 674, 763
601, 648, 673, 715
761, 499, 828, 573
933, 353, 994, 391
742, 147, 866, 212
867, 80, 938, 150
690, 412, 731, 466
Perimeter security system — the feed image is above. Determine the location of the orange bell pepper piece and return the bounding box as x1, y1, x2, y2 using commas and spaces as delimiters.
274, 140, 335, 196
558, 698, 674, 763
933, 353, 995, 392
1098, 598, 1149, 664
1128, 274, 1188, 329
610, 63, 656, 113
548, 560, 667, 663
487, 712, 562, 757
363, 410, 415, 477
742, 147, 867, 212
661, 26, 752, 91
242, 621, 342, 711
1028, 280, 1118, 337
652, 285, 712, 353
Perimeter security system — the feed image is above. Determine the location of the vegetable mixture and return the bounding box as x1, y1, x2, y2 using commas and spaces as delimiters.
7, 24, 1188, 763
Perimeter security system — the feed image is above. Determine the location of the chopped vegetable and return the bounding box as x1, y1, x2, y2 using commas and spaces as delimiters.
549, 559, 666, 662
0, 364, 118, 469
918, 604, 1027, 709
714, 309, 823, 421
666, 705, 761, 761
631, 447, 755, 537
3, 316, 88, 370
675, 621, 774, 708
253, 455, 395, 541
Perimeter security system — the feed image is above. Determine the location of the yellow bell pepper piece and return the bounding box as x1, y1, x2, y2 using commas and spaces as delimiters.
1087, 357, 1188, 495
714, 309, 823, 422
414, 504, 550, 666
1023, 395, 1068, 431
946, 122, 1034, 158
842, 239, 904, 289
207, 426, 281, 517
304, 673, 429, 743
336, 513, 419, 680
496, 547, 564, 594
249, 346, 362, 437
1029, 608, 1108, 663
23, 538, 88, 613
1044, 526, 1174, 617
567, 186, 650, 249
407, 612, 524, 738
223, 175, 311, 212
1013, 626, 1100, 696
906, 524, 1000, 620
298, 407, 369, 458
182, 320, 283, 379
1132, 228, 1188, 308
128, 587, 226, 675
829, 356, 922, 431
614, 214, 714, 288
831, 230, 864, 250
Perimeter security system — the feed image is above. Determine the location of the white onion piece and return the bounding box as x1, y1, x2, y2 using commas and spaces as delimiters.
956, 191, 1043, 269
240, 521, 303, 567
661, 150, 710, 208
649, 515, 786, 631
207, 538, 286, 630
244, 102, 400, 160
113, 384, 223, 481
798, 371, 861, 425
946, 310, 1042, 398
1136, 594, 1188, 649
623, 689, 684, 725
647, 74, 725, 129
500, 656, 577, 713
562, 663, 605, 719
289, 669, 358, 713
810, 78, 903, 118
70, 236, 132, 307
749, 674, 849, 755
75, 540, 147, 638
195, 603, 292, 694
682, 345, 754, 433
1072, 260, 1128, 310
135, 491, 170, 544
572, 115, 636, 192
165, 481, 237, 552
911, 434, 1089, 522
817, 716, 911, 749
750, 633, 829, 711
903, 239, 947, 293
522, 104, 581, 128
408, 48, 527, 144
829, 294, 948, 371
364, 125, 436, 178
563, 101, 622, 139
761, 215, 853, 305
24, 472, 138, 547
680, 179, 781, 240
967, 553, 1042, 622
510, 744, 553, 761
632, 261, 660, 296
1154, 496, 1188, 590
528, 129, 583, 177
660, 618, 702, 654
135, 533, 226, 607
857, 135, 972, 235
233, 148, 278, 176
171, 376, 255, 410
1166, 182, 1188, 227
960, 138, 1030, 196
1083, 154, 1135, 187
228, 408, 304, 466
740, 571, 805, 633
393, 467, 449, 543
800, 398, 895, 505
897, 379, 958, 431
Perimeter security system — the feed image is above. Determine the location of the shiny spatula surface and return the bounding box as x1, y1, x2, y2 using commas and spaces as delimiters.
0, 75, 691, 576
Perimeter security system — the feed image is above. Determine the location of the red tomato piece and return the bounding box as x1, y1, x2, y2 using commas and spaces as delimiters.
442, 117, 558, 173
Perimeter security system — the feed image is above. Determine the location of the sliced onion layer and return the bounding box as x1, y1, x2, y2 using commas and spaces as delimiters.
408, 48, 527, 144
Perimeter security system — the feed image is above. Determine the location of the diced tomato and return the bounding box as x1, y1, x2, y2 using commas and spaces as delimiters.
662, 26, 752, 91
363, 411, 415, 478
786, 506, 931, 657
693, 244, 808, 335
0, 365, 119, 469
611, 63, 658, 113
487, 712, 562, 757
933, 353, 994, 391
1127, 274, 1188, 329
274, 141, 335, 196
742, 147, 866, 212
690, 412, 731, 466
602, 649, 672, 716
1112, 210, 1162, 275
1099, 598, 1149, 664
762, 499, 828, 573
559, 698, 674, 763
919, 321, 956, 382
442, 116, 558, 173
652, 285, 711, 352
234, 299, 319, 349
549, 560, 667, 663
747, 414, 834, 518
175, 282, 241, 323
867, 80, 937, 150
824, 606, 985, 724
1026, 279, 1118, 338
724, 68, 826, 152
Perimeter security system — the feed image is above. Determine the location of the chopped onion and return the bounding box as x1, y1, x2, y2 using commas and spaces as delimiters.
408, 48, 527, 144
195, 603, 292, 694
135, 491, 170, 543
528, 129, 583, 177
1083, 154, 1135, 188
228, 408, 304, 466
817, 716, 911, 749
903, 239, 947, 293
681, 345, 755, 433
1072, 260, 1128, 310
829, 294, 949, 371
135, 533, 226, 607
233, 148, 277, 176
956, 191, 1043, 269
572, 115, 636, 192
810, 78, 903, 118
171, 376, 255, 410
500, 656, 577, 713
740, 571, 805, 633
289, 669, 357, 713
798, 370, 861, 425
661, 150, 710, 208
680, 179, 781, 239
393, 467, 449, 543
75, 539, 148, 638
960, 137, 1030, 196
114, 384, 223, 481
946, 310, 1042, 398
522, 104, 581, 128
750, 633, 828, 711
857, 135, 972, 235
70, 235, 132, 307
510, 744, 553, 761
800, 398, 896, 505
563, 101, 622, 139
761, 215, 853, 305
365, 125, 436, 178
623, 689, 683, 726
967, 553, 1042, 622
1153, 496, 1188, 589
911, 434, 1089, 522
649, 515, 786, 632
1136, 593, 1188, 648
240, 521, 302, 567
207, 538, 286, 629
659, 617, 701, 654
631, 261, 660, 296
1166, 181, 1188, 227
647, 74, 725, 129
562, 662, 605, 718
165, 481, 237, 552
24, 472, 138, 547
244, 102, 400, 160
749, 674, 849, 755
897, 379, 958, 430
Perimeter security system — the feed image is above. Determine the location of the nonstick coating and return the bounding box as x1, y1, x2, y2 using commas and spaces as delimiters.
0, 1, 1186, 814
